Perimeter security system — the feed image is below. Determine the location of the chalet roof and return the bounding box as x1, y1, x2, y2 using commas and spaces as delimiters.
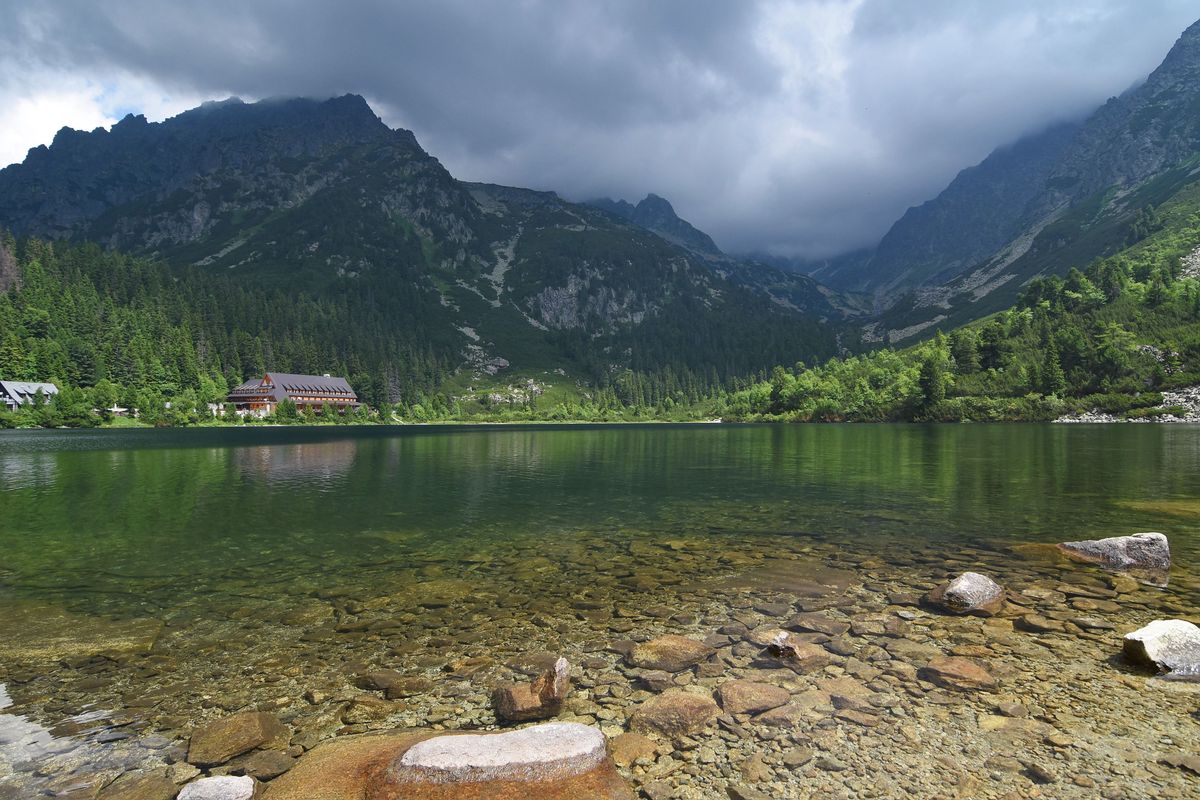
0, 381, 59, 405
227, 372, 358, 403
265, 373, 355, 393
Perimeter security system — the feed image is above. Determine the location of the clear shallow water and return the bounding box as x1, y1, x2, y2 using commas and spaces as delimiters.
1, 424, 1198, 599
0, 423, 1198, 798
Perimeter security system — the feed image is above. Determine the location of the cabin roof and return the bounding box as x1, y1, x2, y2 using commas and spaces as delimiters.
0, 380, 59, 404
227, 372, 358, 402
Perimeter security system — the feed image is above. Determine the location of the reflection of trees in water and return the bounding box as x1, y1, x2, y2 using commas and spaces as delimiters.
0, 452, 57, 490
0, 426, 1197, 602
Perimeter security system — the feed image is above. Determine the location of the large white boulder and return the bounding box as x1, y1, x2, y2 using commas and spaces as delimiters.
391, 721, 606, 784
1123, 619, 1200, 680
178, 775, 256, 800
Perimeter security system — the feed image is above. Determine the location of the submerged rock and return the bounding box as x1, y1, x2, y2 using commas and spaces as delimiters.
1123, 619, 1200, 680
0, 603, 163, 661
785, 612, 851, 637
188, 711, 290, 767
715, 680, 790, 715
492, 656, 571, 722
764, 631, 834, 673
356, 669, 434, 699
1058, 532, 1171, 586
608, 732, 658, 767
629, 689, 719, 737
96, 770, 178, 800
918, 657, 998, 691
262, 732, 430, 800
1016, 614, 1065, 634
241, 749, 297, 780
626, 635, 715, 673
925, 572, 1006, 616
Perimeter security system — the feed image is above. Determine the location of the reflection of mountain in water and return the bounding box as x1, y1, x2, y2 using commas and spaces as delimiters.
234, 440, 357, 485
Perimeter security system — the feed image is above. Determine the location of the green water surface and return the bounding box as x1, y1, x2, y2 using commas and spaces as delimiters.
0, 424, 1197, 616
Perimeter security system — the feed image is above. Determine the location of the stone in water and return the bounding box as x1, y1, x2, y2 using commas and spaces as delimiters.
378, 722, 636, 799
626, 635, 714, 673
1057, 532, 1170, 586
492, 656, 571, 722
925, 572, 1005, 616
1123, 619, 1200, 680
178, 775, 256, 800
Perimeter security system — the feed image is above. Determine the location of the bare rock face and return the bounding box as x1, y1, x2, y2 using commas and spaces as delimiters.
379, 723, 635, 800
715, 680, 791, 715
1058, 532, 1171, 586
492, 657, 571, 722
764, 631, 834, 673
925, 572, 1006, 616
629, 689, 720, 738
187, 712, 290, 767
626, 635, 715, 673
918, 657, 998, 692
1123, 619, 1200, 680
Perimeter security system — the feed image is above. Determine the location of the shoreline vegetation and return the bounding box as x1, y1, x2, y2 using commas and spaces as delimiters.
1, 184, 1199, 431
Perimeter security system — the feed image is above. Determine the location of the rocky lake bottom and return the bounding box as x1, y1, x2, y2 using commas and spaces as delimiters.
1, 524, 1197, 799
0, 425, 1197, 798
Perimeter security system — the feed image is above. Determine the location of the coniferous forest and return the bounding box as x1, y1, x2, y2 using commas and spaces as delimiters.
2, 183, 1198, 427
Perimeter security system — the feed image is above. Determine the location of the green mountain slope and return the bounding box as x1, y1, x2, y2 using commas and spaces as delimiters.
816, 17, 1200, 343
726, 180, 1200, 422
0, 95, 848, 399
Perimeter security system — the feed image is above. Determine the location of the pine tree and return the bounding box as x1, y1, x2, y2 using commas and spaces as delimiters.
1040, 342, 1066, 396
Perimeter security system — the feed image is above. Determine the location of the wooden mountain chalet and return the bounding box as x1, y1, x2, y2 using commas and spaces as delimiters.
228, 372, 360, 415
0, 380, 59, 412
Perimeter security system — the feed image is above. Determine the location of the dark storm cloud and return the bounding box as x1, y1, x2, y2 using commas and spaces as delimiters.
2, 1, 1197, 257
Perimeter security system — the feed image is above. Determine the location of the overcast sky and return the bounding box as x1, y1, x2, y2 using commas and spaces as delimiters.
1, 1, 1196, 258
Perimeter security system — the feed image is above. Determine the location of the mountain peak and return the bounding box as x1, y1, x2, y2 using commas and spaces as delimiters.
588, 192, 723, 259
167, 93, 388, 135
0, 93, 418, 244
638, 193, 674, 213
1150, 16, 1200, 79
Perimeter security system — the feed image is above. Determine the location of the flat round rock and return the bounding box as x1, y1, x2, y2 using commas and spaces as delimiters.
391, 722, 606, 784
